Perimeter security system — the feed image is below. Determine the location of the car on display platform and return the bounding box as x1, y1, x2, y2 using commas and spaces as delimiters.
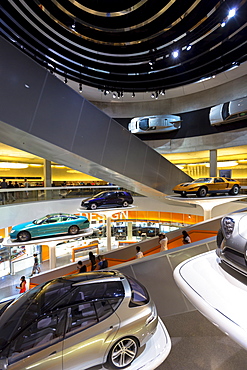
9, 213, 90, 242
172, 177, 241, 198
209, 96, 247, 126
216, 212, 247, 277
128, 114, 182, 134
81, 190, 133, 210
0, 271, 158, 370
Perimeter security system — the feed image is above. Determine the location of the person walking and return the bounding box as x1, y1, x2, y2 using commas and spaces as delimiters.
135, 246, 144, 259
30, 253, 41, 276
16, 276, 26, 293
182, 230, 191, 244
89, 251, 96, 271
159, 233, 168, 252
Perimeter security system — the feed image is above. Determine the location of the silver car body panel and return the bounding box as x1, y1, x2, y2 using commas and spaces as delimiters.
216, 212, 247, 276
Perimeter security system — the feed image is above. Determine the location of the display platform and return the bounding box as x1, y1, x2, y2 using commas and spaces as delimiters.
173, 250, 247, 350
2, 228, 94, 247
99, 318, 171, 370
166, 194, 246, 220
77, 205, 136, 214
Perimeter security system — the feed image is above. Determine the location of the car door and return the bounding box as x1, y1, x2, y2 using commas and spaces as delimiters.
37, 216, 62, 237
211, 178, 228, 193
104, 192, 118, 207
62, 300, 120, 370
5, 310, 66, 370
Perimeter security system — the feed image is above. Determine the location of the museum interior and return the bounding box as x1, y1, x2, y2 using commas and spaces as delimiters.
0, 1, 247, 369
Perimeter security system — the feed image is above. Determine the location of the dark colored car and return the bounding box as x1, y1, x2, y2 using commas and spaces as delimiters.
216, 212, 247, 276
0, 271, 158, 370
81, 191, 133, 210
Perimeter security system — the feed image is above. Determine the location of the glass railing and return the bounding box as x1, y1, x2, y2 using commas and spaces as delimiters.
0, 185, 134, 206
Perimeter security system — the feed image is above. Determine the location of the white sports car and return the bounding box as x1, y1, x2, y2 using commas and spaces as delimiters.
128, 114, 181, 134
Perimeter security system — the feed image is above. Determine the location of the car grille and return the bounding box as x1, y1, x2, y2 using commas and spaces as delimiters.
223, 248, 247, 268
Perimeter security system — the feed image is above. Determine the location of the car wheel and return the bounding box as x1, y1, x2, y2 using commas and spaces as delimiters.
197, 187, 207, 197
122, 201, 129, 207
229, 185, 239, 195
17, 231, 31, 242
68, 225, 79, 235
89, 203, 97, 210
108, 337, 138, 369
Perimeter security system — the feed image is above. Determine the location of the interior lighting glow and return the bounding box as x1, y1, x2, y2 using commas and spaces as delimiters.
172, 50, 179, 58
205, 161, 238, 168
0, 162, 29, 169
228, 9, 236, 18
186, 45, 192, 51
51, 165, 66, 168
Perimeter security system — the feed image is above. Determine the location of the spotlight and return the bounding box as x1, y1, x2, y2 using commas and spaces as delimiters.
112, 92, 117, 99
228, 8, 236, 18
186, 45, 192, 51
64, 76, 68, 84
132, 92, 135, 98
79, 83, 82, 93
172, 50, 179, 58
103, 90, 110, 95
117, 92, 121, 99
120, 91, 124, 98
155, 91, 159, 99
221, 21, 226, 27
160, 89, 165, 95
151, 92, 155, 99
71, 22, 76, 29
149, 60, 153, 66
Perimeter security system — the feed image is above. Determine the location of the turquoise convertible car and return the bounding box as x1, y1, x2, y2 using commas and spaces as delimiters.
9, 213, 90, 242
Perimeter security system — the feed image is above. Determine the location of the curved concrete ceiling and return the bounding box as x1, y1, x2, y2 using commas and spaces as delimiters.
1, 0, 246, 94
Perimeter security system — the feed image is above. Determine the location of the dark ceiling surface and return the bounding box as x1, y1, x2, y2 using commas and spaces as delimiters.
1, 0, 247, 93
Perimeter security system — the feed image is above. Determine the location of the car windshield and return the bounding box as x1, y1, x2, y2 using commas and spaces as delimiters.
139, 118, 149, 131
91, 192, 108, 198
192, 178, 212, 184
0, 278, 74, 349
33, 215, 49, 225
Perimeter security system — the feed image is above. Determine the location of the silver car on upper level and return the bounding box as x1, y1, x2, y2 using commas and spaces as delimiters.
128, 114, 182, 134
0, 271, 158, 370
210, 96, 247, 126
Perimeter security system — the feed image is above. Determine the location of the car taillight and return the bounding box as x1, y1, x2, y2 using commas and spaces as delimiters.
222, 217, 235, 239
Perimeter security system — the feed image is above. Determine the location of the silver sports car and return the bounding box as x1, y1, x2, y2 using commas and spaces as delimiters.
0, 271, 158, 369
216, 212, 247, 276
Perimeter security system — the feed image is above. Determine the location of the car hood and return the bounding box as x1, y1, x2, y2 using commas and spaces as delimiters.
12, 221, 35, 230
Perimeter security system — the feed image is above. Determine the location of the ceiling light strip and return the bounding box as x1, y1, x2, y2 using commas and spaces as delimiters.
68, 0, 149, 17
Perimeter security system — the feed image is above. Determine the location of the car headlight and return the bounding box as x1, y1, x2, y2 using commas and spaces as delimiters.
10, 229, 16, 234
222, 217, 235, 239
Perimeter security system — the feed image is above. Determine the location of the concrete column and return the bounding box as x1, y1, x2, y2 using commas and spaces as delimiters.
210, 150, 217, 177
49, 242, 57, 270
43, 159, 52, 187
127, 222, 133, 240
106, 216, 112, 252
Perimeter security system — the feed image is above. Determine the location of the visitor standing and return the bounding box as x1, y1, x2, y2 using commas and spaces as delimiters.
159, 233, 168, 252
135, 246, 144, 259
182, 230, 191, 244
16, 276, 26, 293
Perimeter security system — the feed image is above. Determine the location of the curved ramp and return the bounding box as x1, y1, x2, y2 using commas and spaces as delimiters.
0, 37, 191, 200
